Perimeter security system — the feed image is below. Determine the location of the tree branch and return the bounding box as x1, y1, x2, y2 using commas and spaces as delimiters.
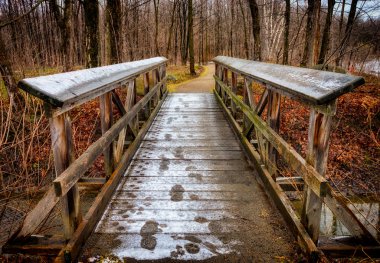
0, 0, 46, 29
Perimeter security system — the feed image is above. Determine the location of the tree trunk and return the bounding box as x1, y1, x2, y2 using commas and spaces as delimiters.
83, 0, 99, 68
247, 0, 261, 61
106, 0, 121, 64
0, 31, 18, 100
188, 0, 195, 75
62, 0, 73, 70
317, 0, 335, 65
335, 0, 358, 67
300, 0, 319, 67
282, 0, 290, 65
166, 1, 178, 59
153, 0, 160, 56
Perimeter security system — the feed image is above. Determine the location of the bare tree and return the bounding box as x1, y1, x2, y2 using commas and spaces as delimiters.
283, 0, 290, 64
247, 0, 261, 61
188, 0, 195, 75
106, 0, 122, 64
317, 0, 335, 65
83, 0, 100, 68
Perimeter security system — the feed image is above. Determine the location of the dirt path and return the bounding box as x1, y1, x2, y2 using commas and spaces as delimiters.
172, 64, 215, 93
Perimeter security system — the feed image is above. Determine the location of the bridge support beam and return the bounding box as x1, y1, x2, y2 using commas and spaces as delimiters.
50, 113, 82, 241
301, 101, 335, 243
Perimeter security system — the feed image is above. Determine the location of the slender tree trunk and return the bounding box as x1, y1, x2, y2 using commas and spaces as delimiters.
83, 0, 99, 68
153, 0, 160, 56
247, 0, 261, 61
282, 0, 290, 65
335, 0, 358, 67
238, 0, 249, 59
106, 0, 121, 64
317, 0, 335, 65
300, 0, 319, 67
188, 0, 195, 75
63, 0, 73, 70
166, 1, 178, 59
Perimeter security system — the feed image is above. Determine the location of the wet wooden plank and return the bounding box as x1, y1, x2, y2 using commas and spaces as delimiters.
128, 159, 253, 171
134, 148, 244, 160
126, 170, 253, 177
213, 56, 364, 105
139, 140, 239, 147
19, 57, 167, 109
144, 131, 235, 140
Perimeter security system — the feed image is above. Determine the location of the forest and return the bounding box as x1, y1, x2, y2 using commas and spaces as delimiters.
0, 0, 380, 260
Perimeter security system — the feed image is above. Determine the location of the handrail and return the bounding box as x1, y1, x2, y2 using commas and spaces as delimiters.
213, 56, 364, 105
19, 57, 167, 112
212, 57, 378, 258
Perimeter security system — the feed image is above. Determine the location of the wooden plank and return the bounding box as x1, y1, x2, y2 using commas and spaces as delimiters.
213, 56, 364, 105
301, 107, 333, 243
143, 72, 150, 119
134, 148, 244, 160
3, 235, 65, 256
215, 76, 327, 198
54, 91, 168, 263
49, 114, 81, 240
128, 159, 253, 171
100, 92, 114, 178
231, 71, 237, 117
214, 90, 322, 260
18, 57, 167, 109
266, 90, 281, 178
139, 139, 239, 147
114, 81, 136, 164
53, 78, 166, 198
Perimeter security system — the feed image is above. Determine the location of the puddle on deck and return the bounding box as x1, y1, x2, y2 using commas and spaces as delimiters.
292, 198, 380, 239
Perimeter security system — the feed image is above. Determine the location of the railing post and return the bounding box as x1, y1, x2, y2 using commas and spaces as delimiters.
231, 72, 238, 118
100, 92, 114, 179
301, 100, 336, 243
49, 113, 82, 240
153, 68, 160, 104
143, 72, 151, 119
160, 64, 167, 94
243, 77, 253, 131
223, 68, 229, 104
266, 90, 281, 179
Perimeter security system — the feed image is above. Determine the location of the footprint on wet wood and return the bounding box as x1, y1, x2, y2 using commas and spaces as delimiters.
184, 243, 200, 254
140, 220, 159, 251
170, 184, 185, 202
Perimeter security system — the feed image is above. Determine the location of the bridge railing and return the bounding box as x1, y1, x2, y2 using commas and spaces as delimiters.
5, 57, 168, 261
212, 56, 379, 258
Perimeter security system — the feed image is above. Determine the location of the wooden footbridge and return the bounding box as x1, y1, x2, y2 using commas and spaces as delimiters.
3, 57, 380, 262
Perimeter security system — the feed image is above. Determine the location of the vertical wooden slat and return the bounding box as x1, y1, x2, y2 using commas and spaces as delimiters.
153, 68, 160, 104
222, 68, 229, 104
114, 81, 136, 164
160, 65, 167, 94
50, 113, 81, 240
215, 64, 219, 93
243, 77, 252, 131
231, 71, 238, 118
99, 92, 113, 178
143, 72, 151, 119
266, 89, 281, 179
301, 100, 336, 243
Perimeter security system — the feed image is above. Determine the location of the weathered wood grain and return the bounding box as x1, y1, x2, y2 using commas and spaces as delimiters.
213, 56, 364, 105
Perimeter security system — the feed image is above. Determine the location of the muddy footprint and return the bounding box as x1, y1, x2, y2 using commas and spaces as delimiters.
170, 184, 185, 202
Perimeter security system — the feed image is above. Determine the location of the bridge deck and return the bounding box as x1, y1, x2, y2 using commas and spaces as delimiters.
81, 93, 297, 261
